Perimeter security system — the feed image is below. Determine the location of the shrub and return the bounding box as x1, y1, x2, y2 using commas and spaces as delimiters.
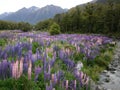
49, 23, 61, 35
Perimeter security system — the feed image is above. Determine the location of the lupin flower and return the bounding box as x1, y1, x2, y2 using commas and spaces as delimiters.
34, 66, 42, 81
53, 52, 56, 60
12, 62, 17, 79
46, 80, 53, 90
48, 64, 51, 74
28, 60, 32, 80
51, 74, 55, 83
65, 48, 71, 56
66, 80, 68, 90
28, 50, 32, 60
19, 57, 24, 76
50, 58, 55, 67
23, 62, 28, 73
1, 60, 10, 79
58, 50, 64, 59
0, 62, 2, 79
29, 38, 33, 43
51, 74, 58, 87
76, 61, 83, 71
15, 60, 19, 79
74, 80, 77, 90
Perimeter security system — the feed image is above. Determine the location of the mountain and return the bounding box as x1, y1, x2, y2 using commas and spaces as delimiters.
0, 12, 12, 19
0, 5, 68, 24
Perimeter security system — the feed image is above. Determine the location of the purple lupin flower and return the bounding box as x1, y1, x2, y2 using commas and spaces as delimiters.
48, 64, 51, 74
36, 49, 40, 60
46, 80, 53, 90
43, 52, 47, 71
18, 47, 22, 59
74, 80, 77, 90
34, 66, 42, 81
0, 62, 2, 79
1, 60, 10, 79
58, 50, 64, 59
53, 52, 56, 60
28, 50, 32, 60
23, 63, 28, 74
50, 58, 55, 67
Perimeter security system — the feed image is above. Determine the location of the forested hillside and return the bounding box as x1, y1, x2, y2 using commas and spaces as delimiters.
54, 2, 120, 34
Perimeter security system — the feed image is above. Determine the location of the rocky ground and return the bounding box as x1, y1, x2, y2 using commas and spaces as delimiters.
91, 40, 120, 90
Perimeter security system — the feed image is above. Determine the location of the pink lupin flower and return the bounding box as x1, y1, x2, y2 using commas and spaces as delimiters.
15, 60, 19, 79
66, 48, 71, 56
29, 38, 33, 43
75, 43, 77, 49
51, 74, 54, 82
97, 38, 102, 45
19, 57, 24, 78
66, 80, 68, 90
80, 71, 83, 79
12, 62, 16, 78
77, 46, 80, 53
28, 60, 32, 80
51, 74, 58, 84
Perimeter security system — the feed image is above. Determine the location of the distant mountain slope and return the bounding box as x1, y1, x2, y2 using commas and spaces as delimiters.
0, 5, 68, 24
93, 0, 120, 3
0, 12, 12, 19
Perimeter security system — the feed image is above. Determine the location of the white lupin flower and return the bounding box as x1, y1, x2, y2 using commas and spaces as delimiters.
76, 61, 83, 71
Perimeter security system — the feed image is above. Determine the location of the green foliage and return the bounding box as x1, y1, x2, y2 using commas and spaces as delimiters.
0, 20, 18, 30
0, 20, 32, 31
36, 72, 46, 90
35, 19, 54, 31
49, 23, 61, 35
18, 22, 32, 32
32, 42, 39, 53
34, 60, 42, 67
0, 76, 39, 90
0, 38, 7, 47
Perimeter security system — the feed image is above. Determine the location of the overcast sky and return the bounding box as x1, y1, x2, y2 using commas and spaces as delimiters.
0, 0, 92, 14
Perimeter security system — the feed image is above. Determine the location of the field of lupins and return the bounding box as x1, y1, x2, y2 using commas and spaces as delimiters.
0, 31, 115, 90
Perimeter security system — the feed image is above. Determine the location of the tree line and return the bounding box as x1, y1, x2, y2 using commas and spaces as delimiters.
53, 2, 120, 35
0, 20, 32, 32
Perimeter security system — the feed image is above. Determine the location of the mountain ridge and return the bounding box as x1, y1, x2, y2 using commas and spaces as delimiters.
0, 5, 68, 24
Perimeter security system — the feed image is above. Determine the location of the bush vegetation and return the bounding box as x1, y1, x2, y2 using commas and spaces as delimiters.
49, 22, 61, 35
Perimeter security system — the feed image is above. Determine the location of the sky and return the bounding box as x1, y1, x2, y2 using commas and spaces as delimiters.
0, 0, 92, 14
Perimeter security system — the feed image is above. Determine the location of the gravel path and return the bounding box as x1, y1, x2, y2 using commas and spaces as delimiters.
91, 40, 120, 90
